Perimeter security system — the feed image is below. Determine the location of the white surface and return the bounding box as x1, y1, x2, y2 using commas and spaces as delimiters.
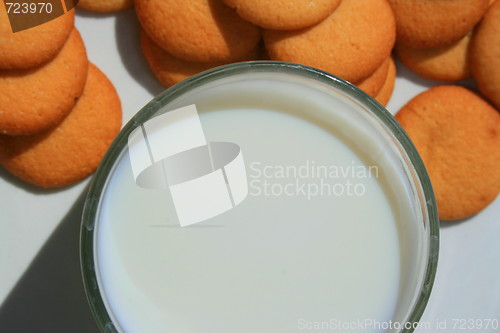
0, 8, 499, 332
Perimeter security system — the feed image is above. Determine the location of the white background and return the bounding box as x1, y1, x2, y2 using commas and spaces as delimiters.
0, 7, 499, 332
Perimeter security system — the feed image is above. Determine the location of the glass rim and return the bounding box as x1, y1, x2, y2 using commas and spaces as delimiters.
80, 60, 439, 333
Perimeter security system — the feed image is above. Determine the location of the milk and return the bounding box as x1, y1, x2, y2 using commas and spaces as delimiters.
94, 73, 427, 332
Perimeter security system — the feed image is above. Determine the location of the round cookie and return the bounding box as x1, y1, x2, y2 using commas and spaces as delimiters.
356, 57, 391, 97
264, 0, 396, 83
140, 30, 258, 87
222, 0, 341, 30
134, 0, 261, 62
0, 29, 88, 136
78, 0, 133, 12
375, 57, 396, 107
0, 63, 122, 188
395, 33, 472, 82
387, 0, 489, 48
471, 0, 500, 110
0, 8, 75, 70
395, 85, 500, 221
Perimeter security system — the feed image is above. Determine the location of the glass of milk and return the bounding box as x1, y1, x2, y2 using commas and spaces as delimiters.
81, 61, 439, 333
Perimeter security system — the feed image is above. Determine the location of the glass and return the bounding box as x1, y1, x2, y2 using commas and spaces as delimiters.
81, 61, 439, 333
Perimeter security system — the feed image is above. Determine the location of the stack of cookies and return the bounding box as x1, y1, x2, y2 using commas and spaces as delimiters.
133, 0, 500, 110
392, 0, 500, 221
135, 0, 262, 87
135, 0, 397, 106
133, 0, 500, 221
261, 0, 397, 105
0, 8, 122, 188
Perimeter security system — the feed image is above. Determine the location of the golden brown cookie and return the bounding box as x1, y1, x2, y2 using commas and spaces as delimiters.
264, 0, 396, 83
471, 0, 500, 110
0, 63, 122, 188
0, 8, 75, 69
134, 0, 261, 62
222, 0, 341, 30
387, 0, 489, 49
395, 85, 500, 221
78, 0, 133, 12
395, 33, 472, 82
140, 30, 258, 87
374, 57, 396, 106
356, 57, 391, 97
0, 29, 88, 136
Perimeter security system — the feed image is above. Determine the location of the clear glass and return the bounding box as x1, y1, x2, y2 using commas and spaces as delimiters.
81, 61, 439, 333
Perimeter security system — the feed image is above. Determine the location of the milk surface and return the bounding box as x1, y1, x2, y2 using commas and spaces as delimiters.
95, 76, 424, 333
